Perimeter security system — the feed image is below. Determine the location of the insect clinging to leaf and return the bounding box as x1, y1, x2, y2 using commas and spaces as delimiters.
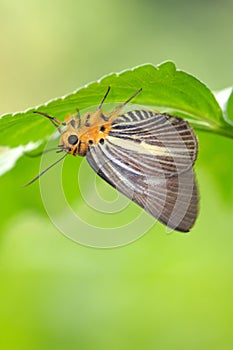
28, 87, 199, 232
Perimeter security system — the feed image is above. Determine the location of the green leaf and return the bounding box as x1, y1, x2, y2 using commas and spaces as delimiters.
0, 61, 226, 149
226, 88, 233, 122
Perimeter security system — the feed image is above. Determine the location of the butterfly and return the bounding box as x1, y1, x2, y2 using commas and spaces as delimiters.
29, 87, 199, 232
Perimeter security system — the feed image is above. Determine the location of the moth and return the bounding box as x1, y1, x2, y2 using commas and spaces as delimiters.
29, 87, 198, 232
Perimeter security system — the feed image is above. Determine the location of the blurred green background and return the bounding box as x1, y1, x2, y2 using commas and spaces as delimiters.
1, 0, 233, 349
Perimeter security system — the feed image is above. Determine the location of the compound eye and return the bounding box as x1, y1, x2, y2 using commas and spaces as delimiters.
68, 134, 78, 145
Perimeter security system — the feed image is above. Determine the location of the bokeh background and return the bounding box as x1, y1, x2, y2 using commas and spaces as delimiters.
1, 0, 233, 349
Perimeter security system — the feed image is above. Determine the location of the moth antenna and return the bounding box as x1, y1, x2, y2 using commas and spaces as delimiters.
23, 153, 68, 187
109, 88, 142, 120
117, 88, 142, 109
33, 111, 66, 134
98, 86, 111, 110
23, 147, 61, 158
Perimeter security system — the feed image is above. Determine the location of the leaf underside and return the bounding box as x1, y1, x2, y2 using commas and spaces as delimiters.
0, 61, 227, 148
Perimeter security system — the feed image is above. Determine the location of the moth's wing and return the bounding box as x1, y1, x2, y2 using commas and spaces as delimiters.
86, 110, 198, 232
144, 170, 198, 232
108, 110, 198, 177
86, 142, 198, 232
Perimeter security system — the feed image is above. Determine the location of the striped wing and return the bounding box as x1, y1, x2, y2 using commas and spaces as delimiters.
86, 110, 198, 232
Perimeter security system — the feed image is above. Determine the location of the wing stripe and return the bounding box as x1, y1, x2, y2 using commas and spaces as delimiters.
111, 129, 195, 140
108, 136, 193, 159
107, 137, 194, 167
111, 115, 168, 132
111, 121, 193, 135
88, 145, 145, 193
105, 139, 179, 175
87, 145, 132, 188
111, 113, 194, 139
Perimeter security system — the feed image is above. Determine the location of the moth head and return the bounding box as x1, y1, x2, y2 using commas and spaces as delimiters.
59, 130, 80, 155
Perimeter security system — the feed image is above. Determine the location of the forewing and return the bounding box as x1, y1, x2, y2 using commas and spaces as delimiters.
108, 110, 198, 177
